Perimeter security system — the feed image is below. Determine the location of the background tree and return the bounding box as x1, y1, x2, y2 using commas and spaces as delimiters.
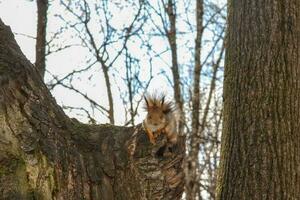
45, 0, 149, 125
144, 1, 225, 198
35, 0, 48, 78
217, 0, 300, 199
187, 0, 204, 198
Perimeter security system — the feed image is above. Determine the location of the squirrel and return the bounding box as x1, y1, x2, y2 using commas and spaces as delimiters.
142, 94, 178, 145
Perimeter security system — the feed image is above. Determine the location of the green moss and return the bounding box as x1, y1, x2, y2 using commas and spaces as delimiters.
0, 154, 32, 199
0, 165, 9, 176
0, 155, 24, 176
25, 153, 55, 200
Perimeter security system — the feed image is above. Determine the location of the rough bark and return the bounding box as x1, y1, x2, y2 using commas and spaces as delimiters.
0, 19, 184, 200
217, 0, 300, 199
35, 0, 48, 78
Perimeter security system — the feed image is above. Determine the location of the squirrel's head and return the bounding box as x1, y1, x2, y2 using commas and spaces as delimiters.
143, 94, 173, 131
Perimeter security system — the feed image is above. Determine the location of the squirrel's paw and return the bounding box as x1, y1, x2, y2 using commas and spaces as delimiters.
149, 137, 156, 144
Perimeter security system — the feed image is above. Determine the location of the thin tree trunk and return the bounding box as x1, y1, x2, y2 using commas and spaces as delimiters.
217, 0, 300, 199
81, 15, 115, 125
101, 62, 115, 125
186, 0, 204, 199
35, 0, 48, 78
165, 0, 184, 131
0, 19, 184, 200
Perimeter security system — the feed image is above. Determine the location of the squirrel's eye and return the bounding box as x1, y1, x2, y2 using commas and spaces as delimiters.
149, 116, 152, 120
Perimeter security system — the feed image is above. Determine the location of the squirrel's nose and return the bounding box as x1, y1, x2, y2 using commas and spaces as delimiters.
154, 123, 158, 126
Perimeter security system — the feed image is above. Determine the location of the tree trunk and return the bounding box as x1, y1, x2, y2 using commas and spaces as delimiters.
35, 0, 48, 78
101, 63, 115, 125
165, 0, 184, 131
0, 19, 184, 200
186, 0, 204, 199
217, 0, 300, 199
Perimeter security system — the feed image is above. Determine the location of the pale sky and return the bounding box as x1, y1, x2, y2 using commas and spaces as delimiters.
0, 1, 173, 125
0, 0, 225, 125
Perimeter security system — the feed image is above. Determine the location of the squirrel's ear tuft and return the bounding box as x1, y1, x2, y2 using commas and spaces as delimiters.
161, 96, 165, 106
144, 96, 149, 107
163, 108, 172, 114
162, 100, 174, 114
